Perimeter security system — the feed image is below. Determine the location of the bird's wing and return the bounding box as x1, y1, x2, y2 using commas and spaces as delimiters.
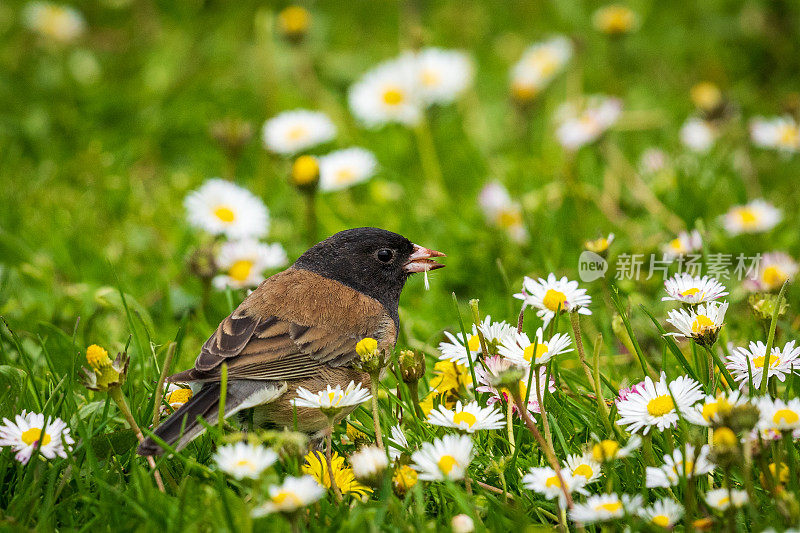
169, 268, 394, 383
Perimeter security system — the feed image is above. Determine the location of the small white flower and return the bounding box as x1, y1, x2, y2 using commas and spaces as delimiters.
639, 147, 669, 175
721, 199, 782, 236
213, 240, 287, 290
350, 446, 389, 481
646, 444, 714, 488
427, 400, 504, 433
666, 301, 728, 346
638, 498, 684, 528
478, 182, 528, 242
318, 147, 378, 192
388, 424, 409, 461
411, 434, 473, 481
757, 397, 800, 432
414, 48, 473, 105
744, 251, 798, 292
705, 487, 748, 511
523, 466, 588, 508
252, 475, 326, 516
162, 383, 193, 413
292, 381, 372, 412
476, 359, 555, 417
616, 373, 704, 434
184, 179, 269, 239
589, 435, 642, 462
23, 2, 86, 43
0, 411, 74, 464
261, 110, 336, 155
726, 340, 800, 390
514, 273, 592, 328
662, 274, 728, 305
555, 95, 622, 150
348, 55, 422, 127
750, 116, 800, 153
450, 514, 475, 533
564, 453, 602, 484
510, 36, 573, 101
213, 441, 278, 480
498, 328, 573, 366
687, 390, 748, 427
680, 117, 715, 152
662, 230, 703, 259
569, 493, 642, 524
438, 315, 516, 366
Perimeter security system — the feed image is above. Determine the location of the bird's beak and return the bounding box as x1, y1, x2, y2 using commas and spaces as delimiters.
404, 244, 446, 273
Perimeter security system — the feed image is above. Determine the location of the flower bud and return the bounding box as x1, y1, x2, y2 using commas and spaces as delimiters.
210, 118, 253, 158
749, 293, 789, 323
451, 514, 475, 533
291, 155, 319, 190
354, 337, 385, 374
278, 6, 310, 43
86, 344, 112, 371
724, 403, 760, 433
398, 349, 426, 383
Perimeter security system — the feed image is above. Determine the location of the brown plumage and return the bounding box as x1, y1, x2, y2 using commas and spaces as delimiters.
137, 227, 444, 456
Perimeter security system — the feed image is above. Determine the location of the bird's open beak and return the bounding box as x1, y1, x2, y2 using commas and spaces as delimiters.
404, 244, 446, 273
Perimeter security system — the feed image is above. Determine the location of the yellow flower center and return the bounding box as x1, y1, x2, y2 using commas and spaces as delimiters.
734, 207, 759, 227
702, 398, 732, 421
86, 344, 112, 370
334, 167, 356, 185
273, 489, 302, 507
597, 6, 635, 33
717, 496, 730, 507
592, 440, 619, 461
393, 465, 418, 491
235, 459, 256, 471
356, 337, 378, 357
691, 82, 722, 111
652, 515, 671, 527
287, 125, 308, 141
673, 460, 695, 476
438, 455, 458, 475
228, 260, 254, 282
647, 395, 674, 417
713, 427, 737, 447
326, 391, 341, 406
511, 82, 538, 102
167, 388, 193, 405
572, 464, 594, 478
291, 155, 319, 186
278, 6, 311, 36
523, 342, 549, 363
777, 124, 799, 147
773, 409, 799, 425
497, 208, 522, 228
382, 87, 405, 106
21, 428, 51, 447
420, 70, 440, 87
530, 49, 559, 76
752, 354, 780, 368
213, 205, 236, 223
669, 238, 684, 252
762, 265, 788, 288
680, 287, 701, 297
452, 411, 477, 427
466, 334, 481, 352
585, 237, 609, 253
545, 475, 562, 488
596, 501, 623, 513
542, 289, 567, 312
691, 314, 715, 334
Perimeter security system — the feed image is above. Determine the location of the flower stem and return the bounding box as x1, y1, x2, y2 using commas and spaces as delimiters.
304, 190, 317, 246
152, 342, 177, 428
413, 116, 446, 204
506, 400, 516, 455
109, 386, 165, 492
571, 313, 614, 435
370, 373, 385, 450
760, 281, 788, 395
534, 366, 555, 453
325, 427, 343, 502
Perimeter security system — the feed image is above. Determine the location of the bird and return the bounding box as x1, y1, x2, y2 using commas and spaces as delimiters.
137, 227, 445, 456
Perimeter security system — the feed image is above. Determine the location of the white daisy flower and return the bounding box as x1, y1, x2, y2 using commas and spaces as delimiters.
350, 445, 389, 481
162, 383, 193, 413
213, 441, 278, 480
589, 435, 642, 462
638, 498, 684, 528
476, 359, 556, 417
184, 178, 269, 239
665, 301, 728, 347
721, 199, 782, 236
662, 229, 703, 259
427, 400, 504, 433
478, 182, 528, 243
317, 147, 378, 192
498, 328, 573, 366
585, 233, 615, 255
514, 273, 592, 328
662, 274, 728, 305
348, 56, 422, 127
646, 444, 714, 488
252, 475, 326, 516
726, 340, 800, 390
569, 493, 642, 525
0, 411, 74, 464
639, 147, 669, 175
757, 397, 800, 432
388, 424, 409, 461
705, 487, 748, 511
292, 381, 372, 413
213, 240, 288, 290
687, 390, 748, 427
411, 434, 473, 481
555, 95, 622, 150
616, 373, 704, 434
523, 466, 588, 508
438, 315, 516, 366
414, 48, 473, 105
744, 251, 798, 292
510, 36, 573, 102
23, 2, 86, 43
261, 109, 336, 155
750, 116, 800, 153
564, 453, 602, 484
680, 117, 715, 153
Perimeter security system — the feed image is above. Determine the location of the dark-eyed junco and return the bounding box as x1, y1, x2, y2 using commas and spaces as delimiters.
138, 227, 444, 456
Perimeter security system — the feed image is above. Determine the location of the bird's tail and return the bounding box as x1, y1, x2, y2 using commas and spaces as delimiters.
137, 380, 284, 456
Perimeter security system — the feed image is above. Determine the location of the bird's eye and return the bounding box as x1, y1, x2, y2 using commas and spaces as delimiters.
376, 248, 394, 263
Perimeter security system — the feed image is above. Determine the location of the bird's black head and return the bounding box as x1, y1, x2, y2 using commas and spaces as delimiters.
293, 227, 445, 321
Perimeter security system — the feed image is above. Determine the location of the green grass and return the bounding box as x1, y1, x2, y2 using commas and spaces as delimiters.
2, 0, 800, 531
